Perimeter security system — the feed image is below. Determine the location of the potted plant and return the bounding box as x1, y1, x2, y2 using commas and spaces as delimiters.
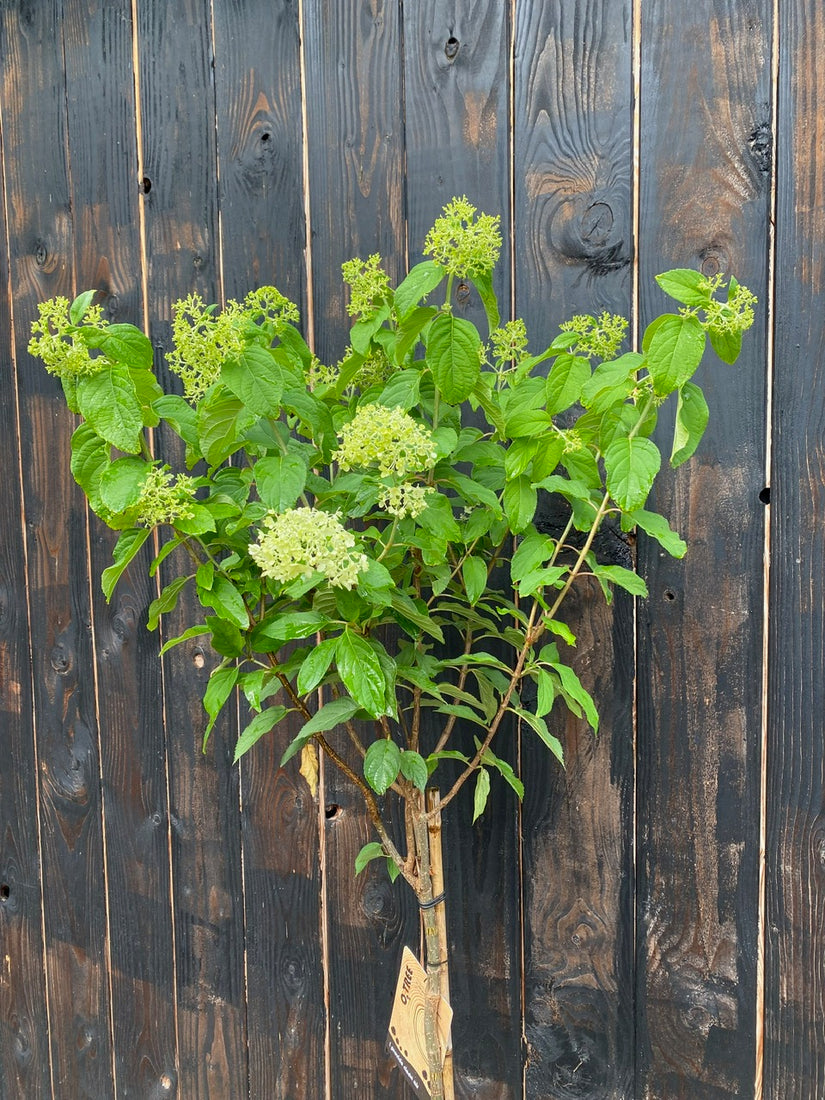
29, 197, 755, 1098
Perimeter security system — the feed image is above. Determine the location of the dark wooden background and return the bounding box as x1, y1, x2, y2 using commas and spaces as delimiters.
0, 1, 821, 1097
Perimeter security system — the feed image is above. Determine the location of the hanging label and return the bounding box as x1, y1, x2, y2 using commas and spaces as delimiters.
386, 946, 452, 1098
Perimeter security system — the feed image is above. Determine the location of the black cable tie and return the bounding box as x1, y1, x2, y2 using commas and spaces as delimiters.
419, 891, 446, 911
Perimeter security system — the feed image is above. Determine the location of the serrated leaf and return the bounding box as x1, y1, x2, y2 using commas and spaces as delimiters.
147, 575, 191, 630
592, 563, 648, 597
296, 638, 338, 695
536, 669, 556, 717
469, 269, 500, 332
77, 363, 143, 452
625, 508, 687, 558
337, 631, 389, 718
69, 290, 96, 325
202, 665, 239, 748
511, 534, 559, 583
472, 768, 491, 823
604, 436, 661, 513
645, 313, 706, 395
197, 575, 249, 630
354, 842, 385, 875
551, 662, 599, 733
545, 353, 591, 415
234, 705, 289, 763
99, 457, 151, 513
503, 475, 537, 533
158, 623, 210, 655
512, 706, 565, 765
428, 312, 481, 404
70, 422, 110, 509
394, 260, 445, 317
477, 742, 524, 801
364, 739, 401, 796
708, 326, 743, 365
671, 381, 709, 467
197, 388, 253, 466
280, 697, 361, 767
255, 452, 307, 511
462, 555, 487, 604
82, 323, 154, 369
399, 750, 428, 792
655, 268, 709, 307
222, 345, 284, 416
101, 527, 151, 600
252, 611, 329, 648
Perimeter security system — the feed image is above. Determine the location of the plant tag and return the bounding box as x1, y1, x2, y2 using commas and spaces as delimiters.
386, 946, 452, 1097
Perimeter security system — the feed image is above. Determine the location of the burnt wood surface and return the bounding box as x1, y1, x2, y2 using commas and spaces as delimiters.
0, 1, 820, 1097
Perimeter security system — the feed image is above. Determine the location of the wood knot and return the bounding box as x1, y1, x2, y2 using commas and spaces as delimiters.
444, 36, 460, 60
548, 193, 630, 275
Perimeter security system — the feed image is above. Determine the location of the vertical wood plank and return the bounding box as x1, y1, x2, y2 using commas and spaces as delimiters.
302, 3, 414, 1095
0, 21, 53, 1095
635, 1, 771, 1095
134, 1, 248, 1095
60, 3, 181, 1095
766, 2, 825, 1095
513, 3, 636, 1095
401, 4, 521, 1096
211, 2, 325, 1095
0, 4, 115, 1096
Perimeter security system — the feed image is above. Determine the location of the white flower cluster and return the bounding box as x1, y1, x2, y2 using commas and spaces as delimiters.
378, 484, 434, 519
333, 405, 437, 479
249, 507, 368, 589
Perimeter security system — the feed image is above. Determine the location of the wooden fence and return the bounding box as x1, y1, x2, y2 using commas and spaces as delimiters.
0, 1, 822, 1096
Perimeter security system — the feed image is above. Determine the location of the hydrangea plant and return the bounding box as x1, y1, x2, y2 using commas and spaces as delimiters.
30, 196, 755, 1098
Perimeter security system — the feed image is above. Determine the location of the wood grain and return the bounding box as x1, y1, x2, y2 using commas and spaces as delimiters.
133, 1, 246, 1095
211, 3, 326, 1094
766, 1, 825, 1095
514, 3, 636, 1096
635, 2, 771, 1095
402, 4, 521, 1095
0, 13, 53, 1094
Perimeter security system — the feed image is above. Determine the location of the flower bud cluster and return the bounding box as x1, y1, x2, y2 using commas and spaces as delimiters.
333, 404, 437, 479
135, 466, 197, 528
423, 196, 502, 278
378, 483, 434, 519
28, 297, 106, 378
560, 312, 628, 361
342, 254, 391, 318
490, 319, 529, 366
699, 280, 757, 337
166, 293, 244, 401
249, 507, 368, 589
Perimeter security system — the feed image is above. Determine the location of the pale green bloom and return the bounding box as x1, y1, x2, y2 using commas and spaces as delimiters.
342, 254, 391, 318
333, 405, 437, 479
135, 466, 197, 528
28, 297, 106, 378
423, 196, 502, 278
242, 286, 300, 330
378, 483, 435, 519
490, 319, 529, 365
166, 293, 245, 401
700, 280, 757, 337
560, 312, 628, 361
249, 507, 368, 589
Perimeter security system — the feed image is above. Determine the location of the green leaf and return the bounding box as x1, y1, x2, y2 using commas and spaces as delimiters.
536, 669, 556, 717
708, 326, 742, 365
512, 706, 564, 765
70, 423, 110, 509
337, 631, 389, 718
654, 268, 709, 307
154, 394, 199, 447
252, 611, 328, 648
604, 436, 661, 513
472, 768, 491, 823
671, 381, 710, 467
394, 260, 444, 317
469, 269, 500, 332
203, 665, 239, 747
158, 623, 210, 655
477, 741, 524, 800
101, 527, 151, 600
197, 575, 249, 630
545, 353, 591, 415
147, 575, 191, 630
82, 323, 154, 369
222, 345, 284, 416
296, 637, 338, 695
511, 532, 556, 583
551, 662, 599, 733
197, 388, 253, 466
69, 290, 97, 325
503, 476, 537, 533
379, 368, 422, 408
389, 592, 444, 643
77, 363, 143, 452
234, 705, 289, 763
280, 697, 361, 767
625, 508, 687, 558
462, 556, 487, 605
592, 563, 648, 598
364, 739, 401, 796
99, 457, 151, 513
645, 313, 706, 395
354, 842, 385, 875
255, 452, 307, 511
428, 312, 481, 404
399, 750, 428, 792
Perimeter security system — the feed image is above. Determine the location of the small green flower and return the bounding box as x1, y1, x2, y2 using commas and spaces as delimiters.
423, 196, 502, 278
242, 286, 300, 331
28, 297, 106, 378
333, 405, 437, 479
700, 281, 757, 337
378, 483, 434, 519
166, 293, 245, 402
490, 319, 529, 366
249, 507, 368, 589
135, 466, 197, 528
560, 312, 628, 361
342, 254, 391, 318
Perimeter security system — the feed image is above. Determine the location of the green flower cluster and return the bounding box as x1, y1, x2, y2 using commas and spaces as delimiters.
249, 507, 368, 589
242, 286, 300, 330
333, 404, 437, 478
342, 254, 391, 318
423, 196, 502, 278
560, 312, 628, 361
135, 465, 197, 528
699, 276, 757, 336
377, 483, 434, 519
490, 319, 529, 366
28, 297, 105, 378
